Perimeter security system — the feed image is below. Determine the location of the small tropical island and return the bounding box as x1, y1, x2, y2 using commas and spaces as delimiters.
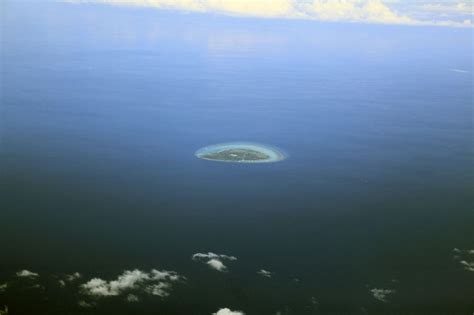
195, 142, 286, 163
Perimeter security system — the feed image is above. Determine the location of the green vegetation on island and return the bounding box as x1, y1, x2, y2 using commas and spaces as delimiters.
200, 148, 270, 162
195, 142, 286, 163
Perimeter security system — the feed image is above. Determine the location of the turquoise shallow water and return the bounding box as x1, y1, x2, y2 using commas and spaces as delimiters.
0, 1, 473, 314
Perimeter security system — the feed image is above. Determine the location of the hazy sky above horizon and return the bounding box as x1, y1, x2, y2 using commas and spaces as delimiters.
61, 0, 473, 27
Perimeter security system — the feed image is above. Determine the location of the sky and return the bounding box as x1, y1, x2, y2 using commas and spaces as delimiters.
63, 0, 473, 27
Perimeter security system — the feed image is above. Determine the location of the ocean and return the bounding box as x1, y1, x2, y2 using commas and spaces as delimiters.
0, 1, 473, 314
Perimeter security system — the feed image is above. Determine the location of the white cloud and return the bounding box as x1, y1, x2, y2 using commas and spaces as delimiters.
452, 248, 474, 272
257, 269, 273, 278
450, 68, 469, 73
16, 270, 39, 278
309, 296, 319, 309
29, 284, 44, 290
460, 260, 474, 272
192, 252, 237, 261
421, 2, 473, 15
207, 259, 227, 271
213, 308, 245, 315
370, 288, 395, 302
146, 282, 172, 297
0, 283, 7, 292
78, 300, 94, 308
192, 252, 237, 272
82, 278, 116, 296
58, 272, 82, 287
126, 293, 140, 302
67, 0, 295, 18
65, 0, 472, 27
81, 269, 182, 297
151, 269, 182, 281
66, 272, 82, 281
298, 0, 415, 24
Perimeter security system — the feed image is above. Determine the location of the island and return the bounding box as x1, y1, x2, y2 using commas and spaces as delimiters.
195, 142, 286, 163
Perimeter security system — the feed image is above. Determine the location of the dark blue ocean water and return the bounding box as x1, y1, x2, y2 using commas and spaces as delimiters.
1, 2, 473, 314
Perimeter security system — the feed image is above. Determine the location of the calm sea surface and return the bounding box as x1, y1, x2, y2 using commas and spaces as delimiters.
1, 2, 473, 314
